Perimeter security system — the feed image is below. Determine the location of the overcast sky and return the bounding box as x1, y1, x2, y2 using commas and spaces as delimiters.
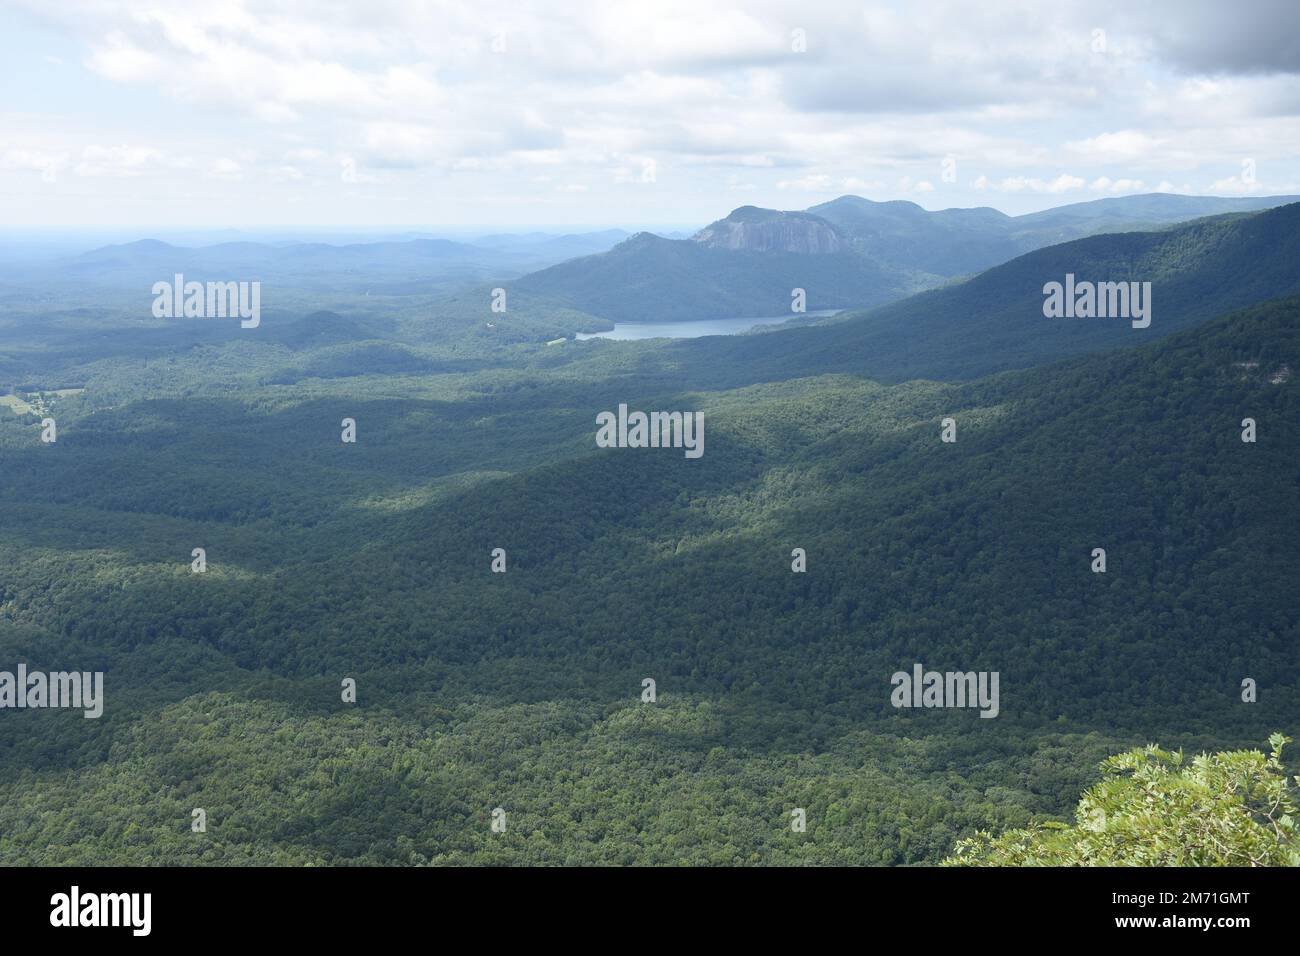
3, 0, 1299, 229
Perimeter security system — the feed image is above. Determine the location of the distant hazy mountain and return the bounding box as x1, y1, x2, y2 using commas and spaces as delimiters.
56, 237, 497, 290
34, 229, 634, 292
1012, 192, 1299, 229
471, 229, 630, 258
512, 230, 632, 260
512, 224, 929, 323
511, 192, 1299, 324
805, 196, 1018, 276
808, 192, 1300, 277
691, 206, 848, 253
650, 201, 1300, 386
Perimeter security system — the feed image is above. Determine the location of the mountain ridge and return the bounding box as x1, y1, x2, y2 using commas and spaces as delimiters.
624, 200, 1300, 387
512, 192, 1300, 323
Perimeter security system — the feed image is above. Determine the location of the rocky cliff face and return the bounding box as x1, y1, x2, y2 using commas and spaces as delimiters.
691, 207, 847, 254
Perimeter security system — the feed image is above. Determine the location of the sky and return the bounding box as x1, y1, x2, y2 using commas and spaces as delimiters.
2, 0, 1299, 229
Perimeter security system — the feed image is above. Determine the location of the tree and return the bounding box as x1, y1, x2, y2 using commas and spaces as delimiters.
945, 734, 1299, 866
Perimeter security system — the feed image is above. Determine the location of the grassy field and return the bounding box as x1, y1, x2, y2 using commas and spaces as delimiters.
0, 394, 36, 415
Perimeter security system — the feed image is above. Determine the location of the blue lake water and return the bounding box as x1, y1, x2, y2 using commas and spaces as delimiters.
575, 309, 840, 341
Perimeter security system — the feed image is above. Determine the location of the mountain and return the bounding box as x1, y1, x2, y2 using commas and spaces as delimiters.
1, 280, 1295, 863
809, 192, 1300, 278
3, 192, 1299, 868
14, 231, 634, 293
510, 193, 1300, 325
512, 226, 928, 323
645, 201, 1300, 387
68, 237, 488, 273
1013, 192, 1300, 231
472, 229, 630, 259
806, 196, 1019, 275
691, 206, 848, 253
54, 237, 498, 292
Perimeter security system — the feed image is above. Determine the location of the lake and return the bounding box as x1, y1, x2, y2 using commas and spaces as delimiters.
575, 309, 840, 341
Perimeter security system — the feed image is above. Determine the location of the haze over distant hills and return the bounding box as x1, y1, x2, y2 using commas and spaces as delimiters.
2, 212, 1296, 865
0, 229, 636, 293
561, 200, 1300, 388
512, 192, 1300, 323
6, 0, 1300, 876
2, 176, 1298, 869
809, 192, 1300, 276
511, 227, 929, 324
12, 192, 1294, 323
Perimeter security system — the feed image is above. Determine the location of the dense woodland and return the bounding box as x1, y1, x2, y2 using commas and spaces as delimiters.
0, 209, 1295, 865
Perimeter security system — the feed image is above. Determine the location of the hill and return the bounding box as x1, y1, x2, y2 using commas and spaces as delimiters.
635, 201, 1300, 387
0, 282, 1294, 863
510, 193, 1300, 325
512, 227, 929, 323
810, 192, 1300, 277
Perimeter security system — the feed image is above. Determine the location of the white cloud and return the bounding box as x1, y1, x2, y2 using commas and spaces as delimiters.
1088, 176, 1148, 193
208, 157, 243, 181
899, 175, 935, 192
986, 174, 1087, 194
73, 144, 179, 178
1, 147, 66, 182
5, 0, 1300, 224
1206, 174, 1266, 194
776, 174, 835, 191
612, 157, 658, 184
1065, 131, 1161, 163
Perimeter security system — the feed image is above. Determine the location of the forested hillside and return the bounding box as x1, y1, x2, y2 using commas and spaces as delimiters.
947, 734, 1299, 866
808, 192, 1300, 277
7, 0, 1299, 887
628, 201, 1300, 388
512, 228, 929, 323
0, 275, 1294, 863
509, 194, 1300, 325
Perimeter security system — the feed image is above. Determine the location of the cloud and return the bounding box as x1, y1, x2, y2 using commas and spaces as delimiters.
612, 158, 658, 183
1123, 0, 1300, 76
6, 0, 1300, 223
897, 175, 935, 192
1, 147, 66, 182
1088, 176, 1148, 193
979, 174, 1087, 194
842, 177, 884, 191
1065, 131, 1162, 164
1206, 174, 1266, 195
208, 157, 243, 181
776, 174, 835, 191
73, 144, 180, 177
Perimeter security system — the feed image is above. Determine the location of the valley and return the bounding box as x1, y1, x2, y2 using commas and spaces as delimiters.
0, 196, 1295, 865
